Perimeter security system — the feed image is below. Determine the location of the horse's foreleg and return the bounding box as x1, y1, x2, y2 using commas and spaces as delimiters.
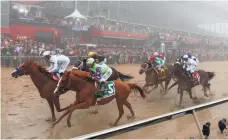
46, 97, 56, 122
179, 90, 184, 107
164, 78, 172, 90
163, 81, 178, 95
188, 89, 197, 100
52, 96, 70, 112
123, 100, 135, 119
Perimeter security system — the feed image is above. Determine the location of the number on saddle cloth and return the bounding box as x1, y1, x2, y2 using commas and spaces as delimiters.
95, 81, 115, 98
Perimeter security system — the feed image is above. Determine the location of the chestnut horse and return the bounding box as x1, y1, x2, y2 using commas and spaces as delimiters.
52, 70, 146, 127
139, 60, 175, 93
11, 60, 70, 122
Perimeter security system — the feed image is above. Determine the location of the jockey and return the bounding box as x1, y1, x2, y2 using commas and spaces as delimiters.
43, 51, 70, 79
183, 54, 198, 81
88, 51, 107, 65
150, 55, 164, 76
187, 53, 199, 64
86, 58, 112, 92
154, 52, 166, 65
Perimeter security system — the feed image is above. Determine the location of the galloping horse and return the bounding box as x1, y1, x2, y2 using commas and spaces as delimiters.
52, 70, 146, 127
139, 60, 175, 93
164, 62, 215, 106
73, 59, 134, 81
11, 60, 70, 122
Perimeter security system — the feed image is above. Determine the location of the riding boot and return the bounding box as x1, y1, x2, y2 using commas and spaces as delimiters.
99, 81, 105, 92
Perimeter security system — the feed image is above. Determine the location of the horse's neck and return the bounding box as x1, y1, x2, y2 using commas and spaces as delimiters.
29, 69, 54, 89
70, 76, 89, 92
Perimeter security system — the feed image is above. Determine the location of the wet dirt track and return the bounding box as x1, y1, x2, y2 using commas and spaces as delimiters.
1, 61, 228, 139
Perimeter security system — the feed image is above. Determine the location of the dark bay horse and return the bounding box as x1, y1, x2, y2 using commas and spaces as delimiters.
139, 60, 175, 93
73, 59, 134, 81
11, 60, 70, 122
164, 62, 215, 106
52, 70, 146, 127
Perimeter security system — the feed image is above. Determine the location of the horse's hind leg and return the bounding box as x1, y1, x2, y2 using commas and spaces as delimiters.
46, 97, 56, 122
206, 83, 213, 95
123, 100, 135, 120
111, 100, 124, 126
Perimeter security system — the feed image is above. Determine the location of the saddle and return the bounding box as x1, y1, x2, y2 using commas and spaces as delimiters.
50, 72, 60, 81
156, 66, 167, 78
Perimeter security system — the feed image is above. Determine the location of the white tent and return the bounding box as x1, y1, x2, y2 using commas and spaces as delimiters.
65, 9, 87, 20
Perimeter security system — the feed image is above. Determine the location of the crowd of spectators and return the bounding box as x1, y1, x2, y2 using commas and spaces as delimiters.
2, 35, 228, 68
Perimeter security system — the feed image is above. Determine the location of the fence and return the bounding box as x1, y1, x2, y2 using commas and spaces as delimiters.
73, 97, 228, 139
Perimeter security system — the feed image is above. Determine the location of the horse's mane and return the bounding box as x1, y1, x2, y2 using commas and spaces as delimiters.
32, 62, 56, 81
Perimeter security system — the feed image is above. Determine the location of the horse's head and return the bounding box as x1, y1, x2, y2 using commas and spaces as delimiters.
11, 60, 35, 78
54, 71, 70, 96
139, 61, 151, 75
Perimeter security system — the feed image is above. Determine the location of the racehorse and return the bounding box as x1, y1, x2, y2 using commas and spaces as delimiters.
73, 59, 134, 81
164, 62, 215, 106
139, 60, 175, 93
11, 60, 70, 122
52, 70, 146, 127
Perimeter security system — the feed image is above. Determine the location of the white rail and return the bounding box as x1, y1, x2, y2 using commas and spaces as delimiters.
73, 97, 228, 139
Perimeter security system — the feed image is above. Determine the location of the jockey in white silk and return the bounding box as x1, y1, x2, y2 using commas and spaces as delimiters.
43, 51, 70, 78
183, 54, 198, 79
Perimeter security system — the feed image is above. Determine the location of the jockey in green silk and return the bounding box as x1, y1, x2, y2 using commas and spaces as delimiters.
86, 58, 113, 92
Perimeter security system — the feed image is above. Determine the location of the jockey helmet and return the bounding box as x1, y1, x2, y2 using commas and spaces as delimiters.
42, 51, 51, 57
153, 52, 159, 56
183, 55, 188, 61
88, 52, 95, 57
86, 58, 95, 65
187, 53, 192, 58
150, 55, 156, 61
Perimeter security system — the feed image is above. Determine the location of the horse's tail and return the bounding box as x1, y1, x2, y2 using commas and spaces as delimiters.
118, 72, 134, 81
127, 83, 146, 99
207, 72, 215, 80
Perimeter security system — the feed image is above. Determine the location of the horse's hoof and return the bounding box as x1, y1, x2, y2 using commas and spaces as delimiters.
127, 115, 135, 120
109, 123, 117, 127
67, 121, 71, 127
204, 94, 209, 97
52, 122, 57, 128
46, 117, 56, 122
89, 110, 98, 115
192, 97, 198, 100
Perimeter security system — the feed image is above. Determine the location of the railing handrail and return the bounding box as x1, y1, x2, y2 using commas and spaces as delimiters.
73, 97, 228, 139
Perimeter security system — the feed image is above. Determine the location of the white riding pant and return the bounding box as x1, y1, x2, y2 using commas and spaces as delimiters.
98, 68, 112, 83
58, 59, 70, 73
99, 58, 107, 65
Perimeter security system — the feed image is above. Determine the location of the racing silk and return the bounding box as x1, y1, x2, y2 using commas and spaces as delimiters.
48, 55, 70, 73
158, 55, 166, 65
90, 63, 109, 80
183, 58, 197, 73
191, 56, 199, 64
153, 57, 163, 68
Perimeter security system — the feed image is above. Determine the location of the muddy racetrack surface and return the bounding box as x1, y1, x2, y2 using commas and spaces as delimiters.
1, 61, 228, 139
